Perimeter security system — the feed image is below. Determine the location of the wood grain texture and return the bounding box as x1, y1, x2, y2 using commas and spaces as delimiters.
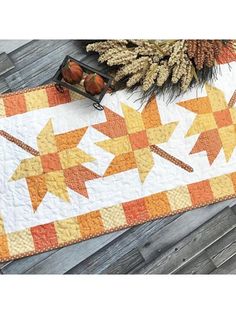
4, 71, 27, 90
0, 78, 11, 93
24, 230, 127, 274
0, 250, 56, 274
210, 253, 236, 274
0, 53, 14, 76
0, 40, 236, 274
67, 216, 178, 274
206, 227, 236, 267
100, 248, 145, 274
174, 251, 216, 274
0, 40, 31, 54
133, 202, 236, 274
138, 201, 236, 264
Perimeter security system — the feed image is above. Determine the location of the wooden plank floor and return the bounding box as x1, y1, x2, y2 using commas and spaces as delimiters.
0, 40, 236, 274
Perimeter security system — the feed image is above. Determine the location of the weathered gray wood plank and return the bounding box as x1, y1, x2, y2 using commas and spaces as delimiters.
138, 200, 236, 264
0, 250, 57, 274
0, 79, 11, 93
0, 40, 31, 54
210, 254, 236, 274
24, 230, 127, 274
206, 227, 236, 267
174, 251, 216, 274
5, 41, 85, 90
231, 204, 236, 214
171, 211, 236, 274
100, 248, 145, 274
0, 262, 8, 270
67, 215, 178, 274
0, 53, 14, 76
133, 204, 236, 274
8, 40, 70, 72
4, 71, 27, 90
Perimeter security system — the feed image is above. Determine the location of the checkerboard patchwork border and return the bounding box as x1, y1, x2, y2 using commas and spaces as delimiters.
1, 172, 236, 261
0, 84, 84, 118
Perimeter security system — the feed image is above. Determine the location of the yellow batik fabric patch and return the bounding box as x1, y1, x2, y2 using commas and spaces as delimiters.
0, 215, 5, 235
167, 186, 192, 211
100, 204, 127, 230
7, 229, 35, 256
54, 217, 81, 244
0, 98, 6, 118
210, 175, 235, 198
25, 89, 49, 111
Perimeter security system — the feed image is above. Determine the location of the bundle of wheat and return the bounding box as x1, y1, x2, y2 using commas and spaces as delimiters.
86, 40, 235, 101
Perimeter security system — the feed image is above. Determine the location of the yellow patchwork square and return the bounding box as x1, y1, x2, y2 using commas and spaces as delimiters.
219, 125, 236, 161
167, 186, 192, 211
147, 122, 177, 145
121, 103, 145, 133
0, 215, 5, 235
55, 217, 81, 244
187, 113, 217, 136
7, 229, 35, 256
0, 98, 6, 118
210, 175, 235, 198
206, 84, 227, 112
25, 90, 49, 111
100, 204, 127, 230
59, 148, 94, 169
11, 156, 43, 180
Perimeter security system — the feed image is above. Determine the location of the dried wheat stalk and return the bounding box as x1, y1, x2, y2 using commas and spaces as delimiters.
86, 40, 231, 95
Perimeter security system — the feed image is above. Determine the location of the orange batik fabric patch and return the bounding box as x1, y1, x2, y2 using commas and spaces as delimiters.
0, 58, 236, 262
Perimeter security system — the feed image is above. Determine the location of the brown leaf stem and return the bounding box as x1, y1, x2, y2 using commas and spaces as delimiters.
150, 144, 193, 173
0, 130, 39, 156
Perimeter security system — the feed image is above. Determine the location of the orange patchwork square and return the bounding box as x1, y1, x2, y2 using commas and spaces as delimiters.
144, 192, 171, 217
46, 86, 71, 107
0, 235, 9, 259
4, 94, 27, 117
214, 109, 233, 128
123, 198, 149, 224
31, 223, 58, 251
188, 180, 214, 205
77, 211, 104, 238
129, 130, 149, 150
40, 152, 62, 173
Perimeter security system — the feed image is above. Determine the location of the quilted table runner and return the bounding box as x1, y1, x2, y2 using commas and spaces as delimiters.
1, 61, 236, 261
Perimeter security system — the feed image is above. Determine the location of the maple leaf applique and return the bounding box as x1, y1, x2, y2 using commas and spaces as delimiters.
178, 84, 236, 164
8, 119, 99, 211
93, 96, 193, 183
